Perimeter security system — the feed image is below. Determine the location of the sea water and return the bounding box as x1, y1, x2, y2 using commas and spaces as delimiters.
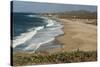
12, 13, 64, 52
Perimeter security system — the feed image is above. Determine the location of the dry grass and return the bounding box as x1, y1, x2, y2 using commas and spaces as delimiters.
12, 51, 97, 66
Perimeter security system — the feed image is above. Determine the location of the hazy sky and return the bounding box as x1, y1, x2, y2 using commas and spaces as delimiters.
12, 1, 97, 13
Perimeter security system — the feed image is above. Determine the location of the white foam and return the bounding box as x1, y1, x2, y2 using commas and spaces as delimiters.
21, 21, 63, 52
13, 26, 44, 48
46, 20, 54, 27
23, 38, 55, 52
27, 15, 55, 27
39, 16, 55, 27
13, 16, 64, 52
35, 26, 44, 30
27, 15, 38, 17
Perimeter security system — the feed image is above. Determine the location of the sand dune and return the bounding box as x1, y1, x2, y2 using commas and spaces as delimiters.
57, 19, 97, 52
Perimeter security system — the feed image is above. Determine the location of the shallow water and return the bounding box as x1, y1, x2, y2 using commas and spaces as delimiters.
12, 13, 64, 52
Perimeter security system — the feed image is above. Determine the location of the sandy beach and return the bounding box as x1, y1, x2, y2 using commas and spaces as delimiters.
56, 19, 97, 52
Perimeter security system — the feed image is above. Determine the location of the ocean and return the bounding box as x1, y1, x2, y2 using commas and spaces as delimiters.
12, 13, 64, 52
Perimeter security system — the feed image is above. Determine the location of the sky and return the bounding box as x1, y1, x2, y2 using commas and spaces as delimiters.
12, 1, 97, 13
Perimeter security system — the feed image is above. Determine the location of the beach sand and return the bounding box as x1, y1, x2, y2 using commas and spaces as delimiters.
56, 19, 97, 52
12, 19, 97, 65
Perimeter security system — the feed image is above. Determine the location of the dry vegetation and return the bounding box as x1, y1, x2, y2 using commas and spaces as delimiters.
12, 11, 97, 66
12, 51, 97, 66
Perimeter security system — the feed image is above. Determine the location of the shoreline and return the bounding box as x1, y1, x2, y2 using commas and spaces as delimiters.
56, 18, 97, 52
12, 18, 97, 66
29, 18, 97, 53
13, 17, 64, 53
35, 18, 65, 53
13, 18, 97, 53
